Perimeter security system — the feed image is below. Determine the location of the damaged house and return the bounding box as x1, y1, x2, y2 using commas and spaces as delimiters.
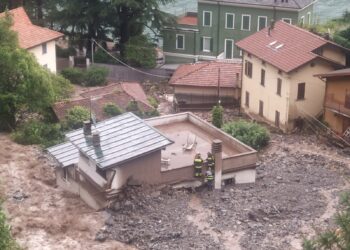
48, 112, 257, 210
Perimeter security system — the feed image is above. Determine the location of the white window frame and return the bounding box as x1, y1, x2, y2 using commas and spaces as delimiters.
300, 16, 305, 26
257, 16, 267, 31
225, 13, 235, 29
176, 34, 185, 50
224, 39, 234, 59
282, 18, 292, 24
203, 11, 212, 27
202, 36, 211, 52
241, 14, 251, 31
307, 12, 311, 25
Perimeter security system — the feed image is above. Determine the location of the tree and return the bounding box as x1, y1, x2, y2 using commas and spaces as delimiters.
0, 14, 72, 131
303, 192, 350, 250
124, 35, 157, 68
212, 104, 224, 128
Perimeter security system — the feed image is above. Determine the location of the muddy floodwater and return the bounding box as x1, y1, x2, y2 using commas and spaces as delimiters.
156, 121, 240, 170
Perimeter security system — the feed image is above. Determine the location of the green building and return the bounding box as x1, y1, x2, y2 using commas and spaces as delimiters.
162, 0, 316, 63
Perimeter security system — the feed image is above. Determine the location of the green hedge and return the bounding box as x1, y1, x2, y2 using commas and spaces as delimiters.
60, 66, 108, 86
103, 103, 122, 117
223, 120, 270, 150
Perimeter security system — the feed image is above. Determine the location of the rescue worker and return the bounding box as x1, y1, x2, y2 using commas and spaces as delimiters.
206, 152, 215, 170
205, 167, 214, 191
193, 153, 203, 177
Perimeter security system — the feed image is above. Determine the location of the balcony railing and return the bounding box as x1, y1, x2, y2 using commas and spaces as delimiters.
325, 94, 350, 117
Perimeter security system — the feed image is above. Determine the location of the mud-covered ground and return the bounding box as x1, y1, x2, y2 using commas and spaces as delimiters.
104, 133, 350, 250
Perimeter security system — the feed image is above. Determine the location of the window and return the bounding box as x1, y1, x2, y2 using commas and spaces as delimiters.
42, 43, 47, 54
259, 100, 264, 116
275, 111, 280, 128
226, 13, 235, 29
307, 12, 311, 25
63, 168, 68, 181
245, 60, 253, 78
203, 11, 212, 27
225, 39, 234, 59
282, 18, 292, 24
241, 15, 251, 31
297, 82, 305, 100
277, 78, 282, 96
176, 34, 185, 50
260, 69, 265, 86
201, 37, 212, 52
245, 91, 250, 107
300, 16, 305, 26
257, 16, 267, 31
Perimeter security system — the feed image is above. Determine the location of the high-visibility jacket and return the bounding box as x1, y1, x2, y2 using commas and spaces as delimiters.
206, 172, 214, 181
207, 156, 215, 167
194, 158, 203, 168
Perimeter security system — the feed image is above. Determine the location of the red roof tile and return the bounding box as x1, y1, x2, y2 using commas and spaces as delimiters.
236, 21, 342, 73
169, 61, 242, 88
0, 7, 63, 49
121, 82, 152, 109
177, 16, 197, 26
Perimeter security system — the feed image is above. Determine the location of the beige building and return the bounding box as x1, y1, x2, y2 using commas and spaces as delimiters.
1, 7, 63, 72
236, 21, 349, 131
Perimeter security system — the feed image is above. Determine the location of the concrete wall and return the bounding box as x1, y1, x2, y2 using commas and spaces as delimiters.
110, 151, 162, 189
28, 40, 57, 73
174, 85, 240, 99
55, 166, 80, 194
78, 154, 107, 189
322, 45, 347, 66
324, 109, 345, 134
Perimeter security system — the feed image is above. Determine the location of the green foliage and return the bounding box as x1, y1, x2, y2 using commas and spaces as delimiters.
0, 14, 73, 131
211, 104, 224, 128
84, 66, 108, 86
12, 119, 64, 147
63, 106, 90, 130
60, 67, 108, 86
125, 35, 157, 68
126, 100, 144, 117
56, 46, 77, 58
103, 103, 123, 117
94, 49, 118, 64
144, 109, 160, 118
303, 192, 350, 250
0, 206, 20, 250
147, 96, 159, 109
223, 120, 270, 150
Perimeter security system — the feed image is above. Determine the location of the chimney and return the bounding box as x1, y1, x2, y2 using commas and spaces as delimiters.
83, 120, 92, 135
212, 139, 223, 190
92, 131, 101, 147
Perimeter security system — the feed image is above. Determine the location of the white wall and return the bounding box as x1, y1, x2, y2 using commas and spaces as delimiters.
28, 40, 57, 73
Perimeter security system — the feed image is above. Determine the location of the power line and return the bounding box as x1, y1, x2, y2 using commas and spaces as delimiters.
91, 39, 168, 79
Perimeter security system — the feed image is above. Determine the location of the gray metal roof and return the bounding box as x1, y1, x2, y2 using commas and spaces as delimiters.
65, 112, 173, 169
47, 141, 79, 168
203, 0, 314, 9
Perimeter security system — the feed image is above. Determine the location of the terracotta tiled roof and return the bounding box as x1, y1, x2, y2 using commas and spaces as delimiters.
315, 68, 350, 78
169, 61, 242, 88
121, 82, 152, 108
53, 82, 153, 121
235, 21, 346, 73
0, 7, 63, 49
177, 16, 197, 26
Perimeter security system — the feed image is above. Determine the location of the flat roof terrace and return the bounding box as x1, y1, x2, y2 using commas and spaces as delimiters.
146, 113, 257, 172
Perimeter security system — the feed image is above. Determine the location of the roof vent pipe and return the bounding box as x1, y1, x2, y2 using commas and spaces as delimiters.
83, 120, 92, 135
92, 131, 101, 147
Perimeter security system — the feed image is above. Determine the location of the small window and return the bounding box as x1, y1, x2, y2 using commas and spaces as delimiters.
176, 34, 185, 50
300, 16, 305, 26
259, 100, 264, 116
282, 18, 292, 24
245, 91, 250, 107
297, 82, 305, 100
245, 60, 253, 78
277, 78, 282, 96
203, 11, 212, 27
241, 15, 251, 31
201, 37, 212, 52
307, 12, 311, 25
226, 13, 235, 29
258, 16, 267, 31
42, 43, 47, 54
261, 69, 265, 86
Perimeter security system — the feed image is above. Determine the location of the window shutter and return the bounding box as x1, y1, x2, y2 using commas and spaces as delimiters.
200, 37, 203, 51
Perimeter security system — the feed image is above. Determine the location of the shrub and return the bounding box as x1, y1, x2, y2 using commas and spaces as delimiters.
103, 103, 122, 117
148, 96, 159, 109
12, 119, 64, 147
84, 66, 108, 86
212, 104, 224, 128
144, 109, 160, 118
126, 101, 144, 117
223, 120, 270, 150
63, 106, 90, 130
60, 68, 85, 85
0, 206, 20, 250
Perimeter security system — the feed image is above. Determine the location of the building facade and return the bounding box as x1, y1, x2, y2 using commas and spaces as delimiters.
236, 21, 349, 132
162, 0, 316, 63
